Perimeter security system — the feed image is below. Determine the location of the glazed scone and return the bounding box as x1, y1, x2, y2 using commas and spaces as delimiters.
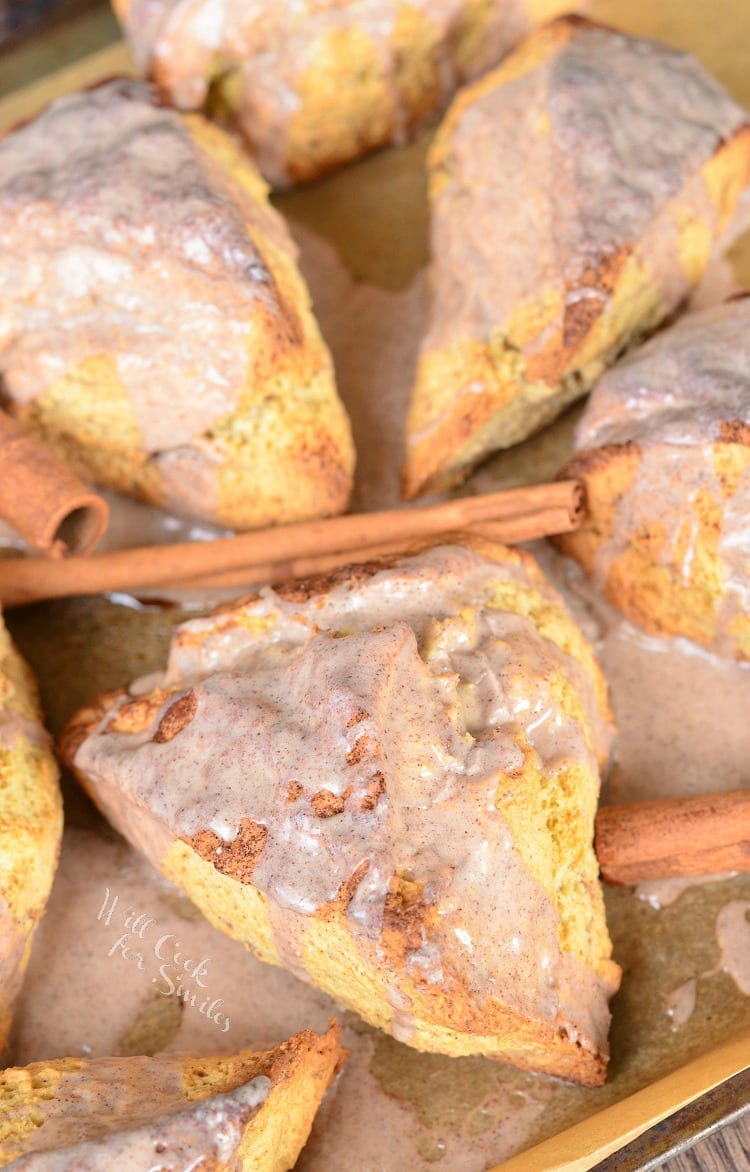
0, 81, 354, 530
557, 297, 750, 660
62, 539, 620, 1086
403, 17, 750, 497
0, 1026, 344, 1169
113, 0, 576, 188
0, 613, 62, 1055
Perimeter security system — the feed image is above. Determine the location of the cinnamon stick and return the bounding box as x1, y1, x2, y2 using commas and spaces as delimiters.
175, 509, 580, 592
595, 789, 750, 885
0, 411, 108, 556
0, 480, 583, 607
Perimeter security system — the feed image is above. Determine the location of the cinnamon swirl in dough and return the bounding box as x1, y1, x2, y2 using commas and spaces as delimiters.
403, 17, 750, 497
0, 81, 354, 529
558, 297, 750, 660
62, 539, 620, 1085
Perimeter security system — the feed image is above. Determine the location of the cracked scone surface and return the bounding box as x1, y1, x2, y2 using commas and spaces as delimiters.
0, 80, 354, 530
113, 0, 575, 188
558, 297, 750, 660
0, 613, 62, 1055
63, 539, 619, 1085
0, 1026, 344, 1170
403, 16, 750, 497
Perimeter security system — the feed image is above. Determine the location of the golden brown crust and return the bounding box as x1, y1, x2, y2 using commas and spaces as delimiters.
180, 1023, 346, 1095
719, 420, 750, 445
58, 690, 123, 764
153, 690, 198, 744
185, 819, 269, 886
558, 443, 645, 577
271, 555, 406, 604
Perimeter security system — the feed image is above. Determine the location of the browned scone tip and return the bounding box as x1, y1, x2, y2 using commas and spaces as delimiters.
556, 298, 750, 660
58, 689, 128, 764
256, 1020, 348, 1084
403, 17, 750, 498
62, 539, 619, 1085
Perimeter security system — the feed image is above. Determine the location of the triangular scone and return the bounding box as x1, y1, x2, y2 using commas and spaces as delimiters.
0, 1025, 344, 1169
403, 17, 750, 497
557, 296, 750, 660
0, 81, 354, 530
113, 0, 577, 188
62, 540, 620, 1086
0, 614, 62, 1053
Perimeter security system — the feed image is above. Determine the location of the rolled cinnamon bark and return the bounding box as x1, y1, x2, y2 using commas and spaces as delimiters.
0, 480, 583, 606
595, 789, 750, 885
0, 411, 108, 556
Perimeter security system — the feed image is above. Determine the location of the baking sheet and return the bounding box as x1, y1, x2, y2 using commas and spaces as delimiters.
1, 2, 750, 1168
